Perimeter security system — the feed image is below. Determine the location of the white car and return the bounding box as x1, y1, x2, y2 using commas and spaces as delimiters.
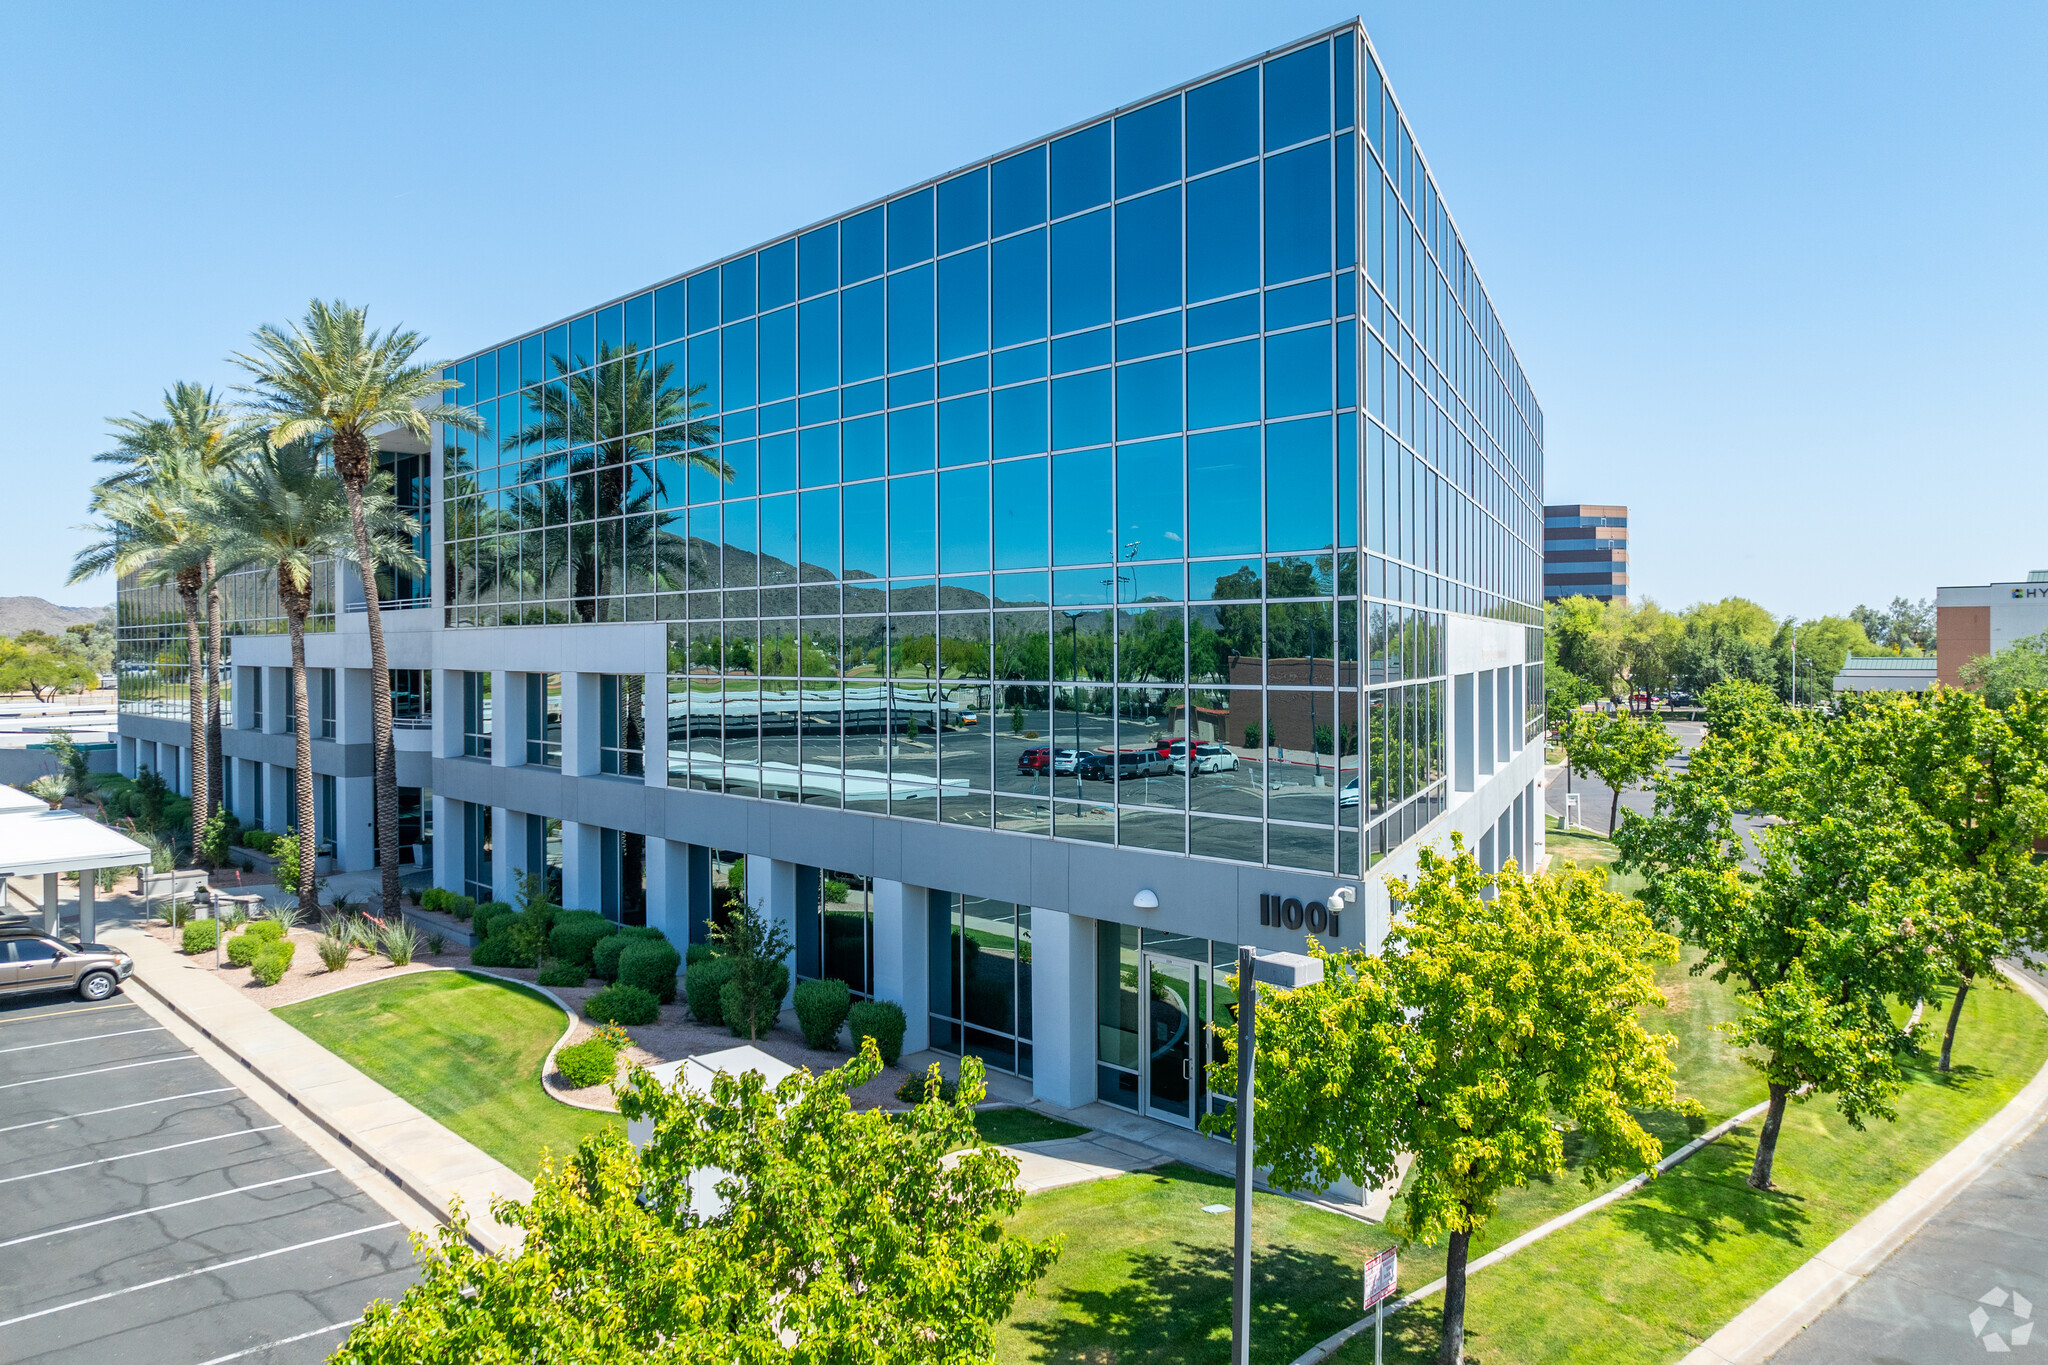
1051, 749, 1082, 775
1339, 776, 1361, 808
1174, 742, 1240, 775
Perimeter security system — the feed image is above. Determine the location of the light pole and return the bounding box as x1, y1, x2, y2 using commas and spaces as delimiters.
1231, 944, 1257, 1365
1061, 611, 1083, 799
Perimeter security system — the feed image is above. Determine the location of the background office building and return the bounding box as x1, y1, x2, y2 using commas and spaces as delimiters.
1542, 503, 1627, 602
1935, 570, 2048, 687
116, 22, 1547, 1134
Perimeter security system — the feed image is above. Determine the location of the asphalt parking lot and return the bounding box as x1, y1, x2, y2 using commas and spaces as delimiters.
0, 990, 417, 1365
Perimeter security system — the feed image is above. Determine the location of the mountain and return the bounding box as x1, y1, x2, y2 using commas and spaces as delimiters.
0, 597, 108, 636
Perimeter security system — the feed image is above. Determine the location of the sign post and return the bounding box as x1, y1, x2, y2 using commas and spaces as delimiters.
1230, 945, 1256, 1365
1361, 1247, 1399, 1365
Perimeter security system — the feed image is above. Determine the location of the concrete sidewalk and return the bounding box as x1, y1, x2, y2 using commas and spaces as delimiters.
107, 925, 532, 1255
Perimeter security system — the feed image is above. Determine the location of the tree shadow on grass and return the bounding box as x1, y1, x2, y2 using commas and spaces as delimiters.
1607, 1130, 1810, 1259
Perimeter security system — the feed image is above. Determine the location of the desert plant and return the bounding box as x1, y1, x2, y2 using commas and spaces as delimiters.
27, 775, 69, 808
685, 956, 737, 1025
251, 939, 296, 986
794, 978, 853, 1051
583, 982, 660, 1027
848, 999, 908, 1066
267, 902, 308, 934
376, 920, 421, 966
315, 933, 351, 973
182, 919, 220, 954
426, 931, 445, 956
406, 887, 423, 906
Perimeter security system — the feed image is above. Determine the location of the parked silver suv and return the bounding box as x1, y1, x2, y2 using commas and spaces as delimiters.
0, 921, 134, 1001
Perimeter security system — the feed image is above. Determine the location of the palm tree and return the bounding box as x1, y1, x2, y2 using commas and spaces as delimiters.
69, 454, 216, 857
232, 301, 480, 918
206, 442, 422, 914
91, 384, 255, 816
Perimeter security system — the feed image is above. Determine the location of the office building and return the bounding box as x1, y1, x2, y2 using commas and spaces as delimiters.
1542, 503, 1626, 602
116, 22, 1546, 1131
1936, 570, 2048, 687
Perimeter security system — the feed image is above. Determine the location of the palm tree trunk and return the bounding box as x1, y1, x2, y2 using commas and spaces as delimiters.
1939, 974, 1972, 1073
178, 581, 209, 862
285, 594, 317, 914
1437, 1226, 1473, 1364
205, 557, 223, 817
1748, 1082, 1792, 1189
334, 430, 401, 918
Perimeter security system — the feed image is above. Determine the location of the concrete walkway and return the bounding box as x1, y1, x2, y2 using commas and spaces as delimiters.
106, 925, 532, 1255
1680, 962, 2048, 1364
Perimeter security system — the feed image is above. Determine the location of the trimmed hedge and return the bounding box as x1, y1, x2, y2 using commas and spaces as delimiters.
721, 964, 789, 1039
225, 932, 266, 968
246, 919, 285, 943
181, 919, 220, 954
685, 956, 737, 1025
584, 982, 660, 1026
848, 999, 908, 1066
536, 960, 588, 987
477, 901, 515, 939
555, 1036, 620, 1089
794, 978, 852, 1050
241, 829, 280, 853
618, 939, 683, 1004
685, 942, 717, 965
470, 935, 526, 969
592, 925, 666, 981
548, 911, 617, 968
251, 940, 295, 986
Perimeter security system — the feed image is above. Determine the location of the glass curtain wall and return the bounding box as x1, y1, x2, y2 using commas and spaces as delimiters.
433, 23, 1543, 876
928, 893, 1032, 1076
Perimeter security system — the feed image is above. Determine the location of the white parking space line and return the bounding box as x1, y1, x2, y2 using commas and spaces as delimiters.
0, 1221, 402, 1328
0, 1087, 239, 1136
0, 1053, 199, 1089
0, 1002, 138, 1027
0, 1125, 284, 1185
0, 1025, 168, 1055
187, 1317, 365, 1365
0, 1169, 339, 1249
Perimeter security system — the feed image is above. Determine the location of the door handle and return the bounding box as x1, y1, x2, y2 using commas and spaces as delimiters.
1183, 1058, 1194, 1080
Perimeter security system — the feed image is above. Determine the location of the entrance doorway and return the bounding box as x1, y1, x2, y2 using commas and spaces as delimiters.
1140, 954, 1207, 1128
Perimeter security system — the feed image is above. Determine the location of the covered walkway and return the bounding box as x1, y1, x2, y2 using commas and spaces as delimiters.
0, 793, 151, 944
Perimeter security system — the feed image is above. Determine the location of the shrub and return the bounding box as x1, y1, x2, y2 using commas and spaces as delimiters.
592, 931, 665, 982
555, 1036, 621, 1088
241, 829, 277, 853
407, 888, 423, 906
246, 919, 285, 943
377, 921, 421, 966
685, 942, 716, 965
794, 978, 852, 1050
618, 939, 683, 1004
721, 964, 789, 1039
848, 999, 908, 1066
549, 911, 618, 969
536, 960, 588, 987
470, 935, 520, 968
477, 902, 515, 939
426, 932, 446, 955
251, 940, 295, 986
895, 1072, 959, 1105
685, 956, 737, 1025
272, 834, 301, 890
823, 878, 850, 904
315, 933, 351, 973
420, 886, 446, 913
225, 933, 265, 968
182, 919, 219, 954
447, 893, 480, 923
584, 982, 660, 1026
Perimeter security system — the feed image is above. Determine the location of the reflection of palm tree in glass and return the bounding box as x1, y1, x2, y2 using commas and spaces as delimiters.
494, 343, 728, 622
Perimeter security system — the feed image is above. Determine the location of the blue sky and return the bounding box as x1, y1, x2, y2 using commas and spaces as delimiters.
6, 2, 2041, 620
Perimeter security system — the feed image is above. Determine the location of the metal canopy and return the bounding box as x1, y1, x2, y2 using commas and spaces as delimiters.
0, 809, 152, 877
0, 785, 50, 815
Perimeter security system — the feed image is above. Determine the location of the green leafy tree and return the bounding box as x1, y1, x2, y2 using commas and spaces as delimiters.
1558, 707, 1681, 834
1960, 629, 2048, 708
1772, 615, 1875, 703
0, 641, 98, 703
1618, 681, 1936, 1189
710, 900, 794, 1041
333, 1042, 1059, 1363
1216, 842, 1689, 1365
207, 441, 421, 914
233, 301, 481, 920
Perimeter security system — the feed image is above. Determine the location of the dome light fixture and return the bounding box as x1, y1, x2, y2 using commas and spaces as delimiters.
1133, 888, 1159, 911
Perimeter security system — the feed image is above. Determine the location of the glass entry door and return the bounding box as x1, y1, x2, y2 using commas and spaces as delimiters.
1141, 955, 1206, 1128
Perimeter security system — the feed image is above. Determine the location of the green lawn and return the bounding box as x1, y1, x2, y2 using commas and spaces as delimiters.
1544, 817, 1648, 900
976, 1109, 1091, 1146
275, 971, 621, 1179
998, 1162, 1395, 1364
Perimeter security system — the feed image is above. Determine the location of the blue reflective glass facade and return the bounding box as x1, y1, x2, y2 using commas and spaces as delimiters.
436, 23, 1544, 877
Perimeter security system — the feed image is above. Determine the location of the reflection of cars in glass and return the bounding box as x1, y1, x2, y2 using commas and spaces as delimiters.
1173, 742, 1239, 775
1340, 776, 1361, 807
1016, 746, 1050, 774
1079, 750, 1171, 781
1051, 749, 1081, 775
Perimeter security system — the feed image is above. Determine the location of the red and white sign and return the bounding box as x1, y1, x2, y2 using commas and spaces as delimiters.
1362, 1248, 1399, 1310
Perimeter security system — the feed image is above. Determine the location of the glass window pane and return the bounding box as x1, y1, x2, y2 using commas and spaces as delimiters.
1187, 165, 1259, 303
799, 425, 838, 487
1115, 188, 1181, 320
938, 167, 989, 253
800, 487, 839, 580
843, 206, 884, 283
1116, 438, 1183, 563
1265, 40, 1331, 151
844, 414, 885, 482
842, 279, 884, 383
1115, 356, 1181, 441
722, 320, 756, 410
687, 270, 719, 334
992, 229, 1047, 348
940, 466, 990, 574
888, 265, 934, 373
1115, 96, 1182, 198
759, 240, 796, 312
1266, 323, 1332, 418
1187, 427, 1261, 557
1266, 416, 1334, 553
1050, 370, 1111, 452
842, 481, 886, 581
993, 381, 1048, 458
722, 256, 757, 322
1050, 210, 1111, 336
888, 188, 935, 269
799, 224, 838, 299
992, 456, 1047, 569
688, 332, 720, 412
799, 295, 838, 393
938, 247, 989, 360
889, 474, 935, 577
889, 404, 934, 473
991, 145, 1047, 237
759, 307, 796, 404
1049, 122, 1111, 219
1187, 66, 1259, 175
1051, 448, 1112, 565
1187, 339, 1259, 430
1265, 141, 1332, 284
938, 393, 989, 467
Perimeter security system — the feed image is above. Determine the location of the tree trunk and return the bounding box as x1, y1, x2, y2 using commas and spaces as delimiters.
1437, 1226, 1473, 1365
285, 587, 318, 915
178, 579, 210, 863
335, 429, 401, 918
1939, 974, 1973, 1074
1609, 784, 1623, 836
205, 558, 223, 818
1748, 1082, 1792, 1190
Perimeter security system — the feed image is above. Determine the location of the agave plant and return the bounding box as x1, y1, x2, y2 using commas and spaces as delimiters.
376, 920, 421, 967
267, 902, 308, 934
315, 933, 351, 973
